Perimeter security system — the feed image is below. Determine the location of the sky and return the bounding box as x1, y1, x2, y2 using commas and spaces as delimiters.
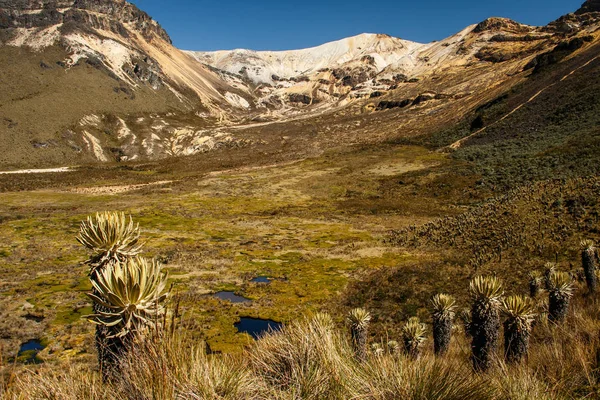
130, 0, 585, 51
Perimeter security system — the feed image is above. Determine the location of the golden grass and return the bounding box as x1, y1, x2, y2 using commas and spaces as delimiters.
3, 290, 600, 399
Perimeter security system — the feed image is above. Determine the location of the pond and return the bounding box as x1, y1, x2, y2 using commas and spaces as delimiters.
251, 276, 270, 283
17, 339, 45, 364
214, 291, 251, 303
235, 317, 282, 339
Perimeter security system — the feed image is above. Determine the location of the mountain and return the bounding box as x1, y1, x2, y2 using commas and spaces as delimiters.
186, 33, 423, 108
0, 0, 599, 168
0, 0, 253, 166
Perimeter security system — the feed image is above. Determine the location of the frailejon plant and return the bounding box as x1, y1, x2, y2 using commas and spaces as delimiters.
77, 211, 143, 272
86, 256, 169, 380
544, 263, 556, 291
77, 211, 144, 379
387, 340, 400, 355
528, 270, 543, 299
580, 240, 597, 293
431, 294, 456, 356
347, 308, 371, 362
548, 271, 574, 323
402, 317, 427, 360
470, 276, 503, 372
459, 308, 473, 338
371, 343, 384, 357
501, 295, 536, 363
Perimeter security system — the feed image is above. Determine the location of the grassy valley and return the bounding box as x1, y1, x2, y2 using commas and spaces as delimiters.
2, 1, 600, 399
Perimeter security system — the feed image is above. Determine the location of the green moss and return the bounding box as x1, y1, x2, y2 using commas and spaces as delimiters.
54, 305, 94, 325
0, 140, 467, 358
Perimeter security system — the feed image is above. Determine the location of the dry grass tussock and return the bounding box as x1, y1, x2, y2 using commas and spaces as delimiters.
3, 295, 600, 400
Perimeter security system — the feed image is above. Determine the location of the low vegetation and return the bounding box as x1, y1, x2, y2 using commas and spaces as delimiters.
3, 282, 600, 399
4, 195, 600, 398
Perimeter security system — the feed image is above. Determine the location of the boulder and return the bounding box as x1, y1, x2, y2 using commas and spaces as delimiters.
288, 94, 312, 105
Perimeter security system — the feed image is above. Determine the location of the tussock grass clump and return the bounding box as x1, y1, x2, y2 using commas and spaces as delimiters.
358, 355, 495, 400
120, 331, 261, 400
251, 313, 360, 398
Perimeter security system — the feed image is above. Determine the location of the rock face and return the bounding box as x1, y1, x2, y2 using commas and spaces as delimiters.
576, 0, 600, 14
0, 0, 171, 42
473, 17, 531, 34
0, 0, 259, 167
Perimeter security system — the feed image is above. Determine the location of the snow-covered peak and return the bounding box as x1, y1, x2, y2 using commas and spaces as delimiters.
186, 33, 425, 84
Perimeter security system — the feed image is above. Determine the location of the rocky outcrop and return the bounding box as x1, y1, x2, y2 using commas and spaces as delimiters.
412, 93, 436, 106
0, 0, 171, 43
124, 57, 163, 89
376, 99, 412, 110
473, 18, 530, 34
524, 35, 594, 73
576, 0, 600, 14
288, 94, 313, 105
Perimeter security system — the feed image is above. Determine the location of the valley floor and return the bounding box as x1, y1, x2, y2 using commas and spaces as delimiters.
0, 144, 465, 362
2, 133, 600, 399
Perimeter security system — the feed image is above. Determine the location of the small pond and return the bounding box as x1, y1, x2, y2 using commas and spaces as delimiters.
214, 291, 251, 303
17, 339, 45, 364
23, 313, 44, 322
235, 317, 282, 339
251, 276, 270, 283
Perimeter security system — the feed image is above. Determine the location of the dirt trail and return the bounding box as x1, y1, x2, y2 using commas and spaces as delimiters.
68, 180, 173, 195
0, 167, 73, 175
448, 54, 600, 150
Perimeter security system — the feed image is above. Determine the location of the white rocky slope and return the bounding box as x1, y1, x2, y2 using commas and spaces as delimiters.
187, 33, 424, 85
185, 20, 553, 111
0, 0, 249, 114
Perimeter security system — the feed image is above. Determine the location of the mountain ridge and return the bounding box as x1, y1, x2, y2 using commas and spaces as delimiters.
0, 0, 599, 168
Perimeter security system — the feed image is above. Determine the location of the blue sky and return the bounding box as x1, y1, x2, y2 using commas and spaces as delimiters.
131, 0, 584, 51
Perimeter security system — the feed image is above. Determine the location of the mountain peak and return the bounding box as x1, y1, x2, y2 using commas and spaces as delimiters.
576, 0, 600, 14
0, 0, 171, 43
473, 17, 530, 34
187, 33, 422, 85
